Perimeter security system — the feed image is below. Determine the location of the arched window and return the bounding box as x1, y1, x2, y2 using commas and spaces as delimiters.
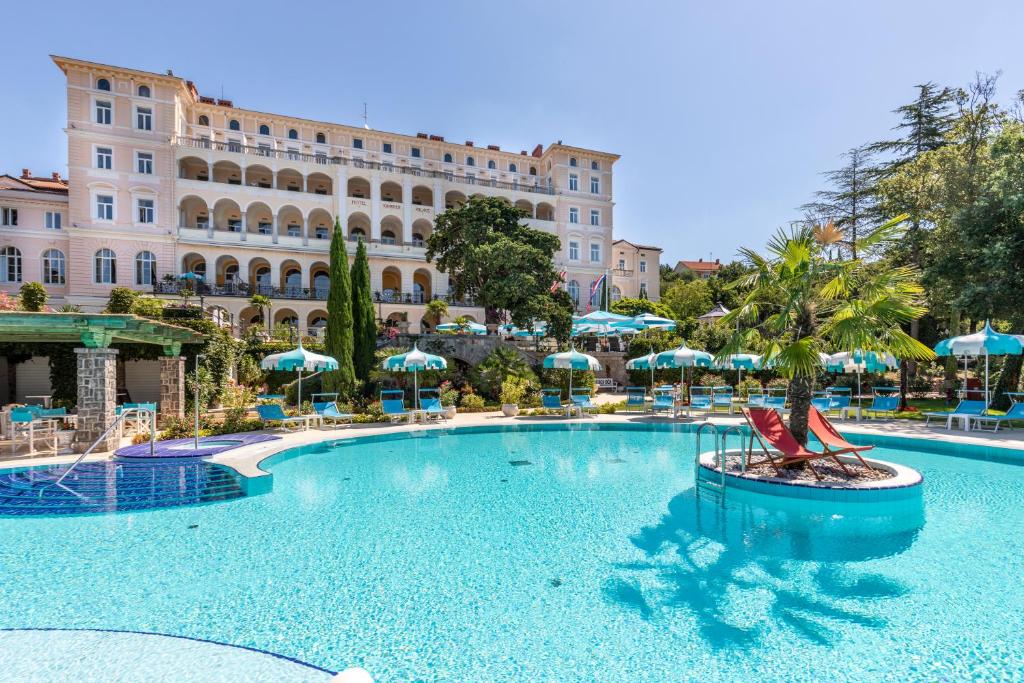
228, 119, 240, 131
411, 232, 425, 247
224, 264, 239, 283
529, 166, 537, 176
254, 266, 271, 293
288, 128, 298, 140
350, 228, 365, 241
569, 157, 578, 167
509, 163, 517, 173
466, 156, 475, 167
591, 160, 600, 170
566, 280, 580, 305
198, 115, 209, 126
315, 132, 326, 144
0, 246, 22, 283
94, 248, 117, 284
610, 286, 622, 302
313, 272, 329, 295
42, 249, 66, 285
259, 124, 270, 135
381, 230, 396, 245
487, 160, 496, 170
443, 153, 453, 163
135, 251, 156, 286
137, 85, 151, 98
284, 268, 302, 293
310, 316, 327, 330
96, 78, 111, 91
413, 280, 425, 302
280, 315, 298, 328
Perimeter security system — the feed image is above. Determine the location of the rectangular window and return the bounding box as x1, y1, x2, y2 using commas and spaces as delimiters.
639, 260, 647, 273
258, 222, 272, 235
1, 207, 17, 226
96, 195, 114, 220
568, 173, 579, 192
227, 139, 242, 153
569, 241, 580, 261
382, 142, 393, 154
257, 143, 272, 157
590, 176, 600, 194
590, 209, 600, 226
590, 243, 601, 262
315, 227, 329, 239
569, 207, 579, 224
136, 106, 152, 131
96, 147, 113, 170
136, 151, 153, 174
45, 211, 62, 229
228, 219, 242, 232
411, 147, 421, 158
95, 100, 112, 125
618, 259, 625, 270
353, 138, 363, 149
639, 282, 648, 298
137, 198, 154, 224
287, 225, 301, 237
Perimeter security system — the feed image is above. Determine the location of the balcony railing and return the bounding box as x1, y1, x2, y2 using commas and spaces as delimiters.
175, 135, 555, 196
154, 280, 475, 306
612, 268, 634, 277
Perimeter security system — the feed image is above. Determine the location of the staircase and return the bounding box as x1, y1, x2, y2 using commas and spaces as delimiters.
0, 461, 245, 517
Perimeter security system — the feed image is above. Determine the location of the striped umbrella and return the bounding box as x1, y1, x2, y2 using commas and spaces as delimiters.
626, 352, 659, 387
543, 347, 601, 396
260, 341, 339, 408
935, 321, 1023, 408
825, 351, 899, 408
382, 344, 447, 409
654, 344, 715, 388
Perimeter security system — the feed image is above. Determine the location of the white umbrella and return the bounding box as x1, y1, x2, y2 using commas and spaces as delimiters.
260, 341, 339, 408
381, 344, 448, 409
543, 347, 601, 396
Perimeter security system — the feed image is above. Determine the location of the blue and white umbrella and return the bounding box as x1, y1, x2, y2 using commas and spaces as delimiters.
260, 341, 339, 407
935, 321, 1024, 408
382, 344, 448, 409
713, 353, 763, 391
626, 352, 659, 387
824, 350, 899, 408
654, 344, 715, 387
437, 321, 487, 335
633, 313, 676, 330
178, 271, 205, 282
574, 310, 633, 324
543, 347, 601, 395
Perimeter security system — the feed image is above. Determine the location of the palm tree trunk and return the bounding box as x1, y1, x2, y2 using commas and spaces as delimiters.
787, 375, 814, 447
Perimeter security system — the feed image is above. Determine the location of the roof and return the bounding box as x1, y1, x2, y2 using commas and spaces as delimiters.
0, 172, 69, 195
697, 303, 730, 320
613, 239, 663, 252
0, 313, 204, 355
676, 259, 721, 272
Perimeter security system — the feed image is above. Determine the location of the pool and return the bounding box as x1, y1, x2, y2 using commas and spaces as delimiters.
1, 424, 1022, 681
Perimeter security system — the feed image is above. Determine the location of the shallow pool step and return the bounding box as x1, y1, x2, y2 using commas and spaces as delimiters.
0, 461, 245, 517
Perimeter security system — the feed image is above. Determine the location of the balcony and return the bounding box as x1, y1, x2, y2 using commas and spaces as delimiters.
154, 280, 476, 306
175, 135, 555, 196
612, 268, 634, 277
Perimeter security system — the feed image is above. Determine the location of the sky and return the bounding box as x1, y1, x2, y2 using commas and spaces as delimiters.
2, 0, 1023, 267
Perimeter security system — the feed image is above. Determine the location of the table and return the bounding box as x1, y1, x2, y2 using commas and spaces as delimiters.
946, 413, 972, 432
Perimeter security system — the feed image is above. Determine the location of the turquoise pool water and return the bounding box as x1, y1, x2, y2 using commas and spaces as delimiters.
1, 425, 1022, 681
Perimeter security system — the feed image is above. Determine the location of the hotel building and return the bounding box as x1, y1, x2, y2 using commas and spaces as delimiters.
0, 56, 659, 333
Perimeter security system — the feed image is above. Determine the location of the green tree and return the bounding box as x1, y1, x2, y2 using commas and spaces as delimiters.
249, 294, 272, 334
350, 236, 376, 385
801, 145, 883, 259
424, 298, 448, 329
609, 297, 674, 319
18, 282, 47, 312
323, 217, 356, 397
105, 287, 138, 313
722, 218, 933, 446
427, 195, 561, 324
661, 279, 713, 321
470, 346, 538, 400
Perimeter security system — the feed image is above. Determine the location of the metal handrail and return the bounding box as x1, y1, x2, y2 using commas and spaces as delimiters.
694, 421, 718, 484
40, 408, 155, 497
718, 425, 747, 481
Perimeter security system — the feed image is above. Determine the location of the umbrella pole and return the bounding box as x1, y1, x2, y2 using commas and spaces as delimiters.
569, 367, 573, 399
297, 368, 302, 409
414, 367, 419, 411
985, 352, 990, 410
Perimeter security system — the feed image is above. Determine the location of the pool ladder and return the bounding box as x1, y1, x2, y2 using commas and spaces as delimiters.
693, 422, 746, 505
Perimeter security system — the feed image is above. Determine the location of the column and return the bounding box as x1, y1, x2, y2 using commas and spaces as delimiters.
302, 175, 308, 193
402, 177, 413, 244
370, 171, 382, 240
240, 214, 248, 242
272, 214, 279, 244
207, 162, 214, 181
272, 169, 278, 189
336, 166, 348, 221
158, 355, 185, 426
433, 180, 444, 214
302, 216, 309, 246
73, 348, 119, 453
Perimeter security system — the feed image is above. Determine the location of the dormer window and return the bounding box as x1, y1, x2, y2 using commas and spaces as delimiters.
443, 153, 453, 163
229, 119, 240, 131
466, 156, 475, 167
97, 78, 111, 91
569, 157, 578, 167
316, 132, 326, 144
288, 128, 298, 140
137, 85, 151, 98
509, 163, 517, 173
591, 160, 600, 170
259, 124, 270, 135
198, 115, 209, 126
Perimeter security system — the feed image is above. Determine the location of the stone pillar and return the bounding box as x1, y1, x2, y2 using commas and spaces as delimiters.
74, 348, 119, 453
240, 214, 248, 242
158, 355, 185, 425
433, 180, 445, 214
370, 171, 382, 240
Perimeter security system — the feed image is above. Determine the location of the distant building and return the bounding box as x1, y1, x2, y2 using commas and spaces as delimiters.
675, 257, 721, 280
697, 302, 729, 324
611, 240, 662, 302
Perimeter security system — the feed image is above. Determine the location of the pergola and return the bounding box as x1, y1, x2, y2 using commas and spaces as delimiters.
0, 313, 204, 452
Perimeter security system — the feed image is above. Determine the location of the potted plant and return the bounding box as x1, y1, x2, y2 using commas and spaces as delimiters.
500, 376, 529, 417
440, 381, 459, 419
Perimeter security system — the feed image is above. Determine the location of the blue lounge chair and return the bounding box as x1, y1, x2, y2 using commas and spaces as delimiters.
571, 390, 598, 414
541, 388, 575, 417
418, 388, 447, 422
811, 396, 832, 412
313, 401, 354, 428
688, 386, 712, 416
923, 400, 987, 428
863, 395, 900, 419
650, 388, 677, 416
764, 390, 788, 412
624, 387, 647, 413
711, 386, 735, 414
256, 404, 308, 430
746, 389, 767, 408
380, 390, 411, 423
971, 402, 1024, 432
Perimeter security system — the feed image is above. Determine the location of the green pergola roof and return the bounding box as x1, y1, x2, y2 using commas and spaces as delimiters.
0, 312, 204, 356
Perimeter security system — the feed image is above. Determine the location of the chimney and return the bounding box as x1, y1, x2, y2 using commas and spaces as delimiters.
51, 172, 62, 182
21, 168, 31, 178
429, 134, 444, 141
531, 144, 544, 157
487, 144, 500, 151
698, 258, 703, 262
416, 132, 428, 139
520, 151, 527, 156
465, 141, 474, 147
715, 258, 720, 264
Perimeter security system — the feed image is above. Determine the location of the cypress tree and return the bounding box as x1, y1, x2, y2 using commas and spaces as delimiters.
350, 236, 377, 384
322, 217, 355, 397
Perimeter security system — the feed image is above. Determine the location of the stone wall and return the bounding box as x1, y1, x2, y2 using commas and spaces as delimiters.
158, 356, 185, 425
74, 347, 118, 452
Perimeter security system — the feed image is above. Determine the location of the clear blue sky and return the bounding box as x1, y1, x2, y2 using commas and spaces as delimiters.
3, 1, 1023, 266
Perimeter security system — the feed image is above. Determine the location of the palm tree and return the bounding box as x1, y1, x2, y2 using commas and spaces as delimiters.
720, 216, 933, 446
250, 294, 272, 335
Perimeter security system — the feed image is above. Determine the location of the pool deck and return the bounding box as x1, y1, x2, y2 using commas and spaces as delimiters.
3, 409, 1023, 476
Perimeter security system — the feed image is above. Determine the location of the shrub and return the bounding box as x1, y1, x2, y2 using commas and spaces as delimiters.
237, 353, 264, 387
132, 296, 165, 318
131, 431, 152, 445
499, 376, 529, 405
460, 393, 487, 412
105, 287, 138, 313
159, 415, 202, 440
598, 401, 623, 414
440, 380, 460, 408
19, 282, 47, 312
470, 347, 537, 400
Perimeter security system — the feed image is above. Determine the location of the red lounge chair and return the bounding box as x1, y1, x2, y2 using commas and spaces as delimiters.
807, 406, 877, 471
741, 407, 853, 481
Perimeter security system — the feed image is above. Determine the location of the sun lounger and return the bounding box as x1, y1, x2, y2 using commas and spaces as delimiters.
712, 386, 735, 414
746, 389, 767, 408
863, 395, 899, 419
807, 406, 877, 470
541, 388, 576, 417
970, 402, 1024, 432
418, 388, 447, 422
922, 400, 986, 428
650, 388, 677, 417
313, 401, 354, 428
256, 404, 309, 430
741, 407, 854, 481
624, 387, 647, 413
571, 390, 599, 414
381, 390, 411, 423
688, 386, 712, 417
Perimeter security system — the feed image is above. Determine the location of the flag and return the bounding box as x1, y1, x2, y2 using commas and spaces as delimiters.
551, 271, 566, 293
589, 274, 606, 303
